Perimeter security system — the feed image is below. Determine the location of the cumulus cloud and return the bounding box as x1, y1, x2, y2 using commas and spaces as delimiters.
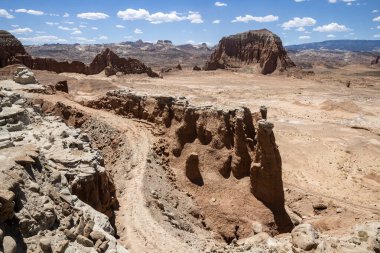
232, 14, 278, 23
10, 27, 33, 34
374, 16, 380, 22
19, 35, 67, 44
77, 12, 109, 20
313, 22, 350, 32
214, 2, 227, 7
116, 25, 125, 28
0, 9, 14, 19
294, 0, 306, 2
212, 19, 220, 24
15, 9, 44, 15
99, 35, 108, 40
63, 12, 70, 18
117, 8, 203, 24
299, 35, 310, 39
282, 17, 316, 29
71, 30, 82, 35
374, 34, 380, 38
327, 34, 336, 38
328, 0, 337, 3
91, 27, 98, 30
134, 28, 143, 34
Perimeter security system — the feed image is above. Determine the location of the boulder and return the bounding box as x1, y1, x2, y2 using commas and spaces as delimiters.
3, 236, 17, 253
291, 224, 319, 251
204, 29, 295, 74
76, 235, 94, 247
55, 80, 69, 93
13, 67, 37, 84
193, 65, 201, 71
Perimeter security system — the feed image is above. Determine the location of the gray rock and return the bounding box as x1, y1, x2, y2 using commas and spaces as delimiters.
90, 231, 105, 242
13, 67, 37, 85
3, 236, 17, 253
39, 237, 52, 252
76, 235, 94, 247
291, 224, 319, 251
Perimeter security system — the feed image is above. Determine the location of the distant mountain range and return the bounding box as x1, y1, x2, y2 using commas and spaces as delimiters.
286, 40, 380, 52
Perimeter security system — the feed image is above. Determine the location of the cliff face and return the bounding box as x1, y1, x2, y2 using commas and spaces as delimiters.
0, 30, 158, 77
86, 89, 293, 235
205, 29, 295, 74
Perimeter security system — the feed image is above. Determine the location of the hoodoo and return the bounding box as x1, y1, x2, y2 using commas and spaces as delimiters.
205, 29, 295, 74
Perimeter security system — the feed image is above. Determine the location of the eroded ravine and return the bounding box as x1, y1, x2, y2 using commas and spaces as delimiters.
30, 93, 199, 252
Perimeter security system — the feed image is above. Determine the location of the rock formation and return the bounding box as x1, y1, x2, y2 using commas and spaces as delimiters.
0, 30, 159, 78
204, 29, 295, 74
13, 66, 38, 84
0, 84, 125, 252
0, 30, 27, 68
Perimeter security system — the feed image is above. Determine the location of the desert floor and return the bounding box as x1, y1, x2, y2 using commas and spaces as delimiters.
33, 65, 380, 241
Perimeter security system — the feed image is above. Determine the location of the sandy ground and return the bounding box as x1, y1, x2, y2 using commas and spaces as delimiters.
21, 65, 380, 250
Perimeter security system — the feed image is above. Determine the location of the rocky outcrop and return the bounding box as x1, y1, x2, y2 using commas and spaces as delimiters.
87, 48, 159, 77
0, 30, 27, 68
204, 29, 295, 74
13, 67, 37, 84
0, 84, 125, 252
0, 30, 158, 78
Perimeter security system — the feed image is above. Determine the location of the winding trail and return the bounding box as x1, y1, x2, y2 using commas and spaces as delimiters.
27, 93, 194, 253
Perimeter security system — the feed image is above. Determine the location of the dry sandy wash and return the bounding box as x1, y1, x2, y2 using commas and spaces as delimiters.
1, 64, 379, 253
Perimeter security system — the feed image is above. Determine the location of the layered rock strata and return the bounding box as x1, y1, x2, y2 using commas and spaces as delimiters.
204, 29, 295, 74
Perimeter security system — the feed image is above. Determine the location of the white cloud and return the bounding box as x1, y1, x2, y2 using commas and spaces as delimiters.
117, 8, 203, 24
187, 11, 203, 23
77, 12, 109, 20
328, 0, 337, 3
214, 2, 227, 7
58, 26, 79, 31
116, 25, 125, 28
19, 35, 67, 44
374, 16, 380, 22
79, 25, 87, 28
212, 19, 220, 24
294, 0, 306, 2
372, 10, 378, 13
296, 27, 305, 32
71, 30, 82, 35
63, 12, 70, 18
314, 22, 350, 32
374, 34, 380, 38
377, 26, 380, 30
327, 34, 336, 38
134, 28, 143, 34
91, 27, 98, 30
99, 35, 108, 40
0, 9, 14, 19
64, 21, 75, 25
10, 27, 33, 34
299, 35, 310, 39
15, 9, 44, 15
117, 8, 149, 20
11, 24, 19, 28
46, 22, 59, 26
282, 17, 316, 29
232, 14, 278, 23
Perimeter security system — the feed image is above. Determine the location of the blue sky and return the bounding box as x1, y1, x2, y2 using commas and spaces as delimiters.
0, 0, 379, 46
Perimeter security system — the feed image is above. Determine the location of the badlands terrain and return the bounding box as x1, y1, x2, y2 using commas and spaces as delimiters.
0, 28, 380, 253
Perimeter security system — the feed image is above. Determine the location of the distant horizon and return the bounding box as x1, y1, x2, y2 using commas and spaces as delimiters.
1, 0, 380, 46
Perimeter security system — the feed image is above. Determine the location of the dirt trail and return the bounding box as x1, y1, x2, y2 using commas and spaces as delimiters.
25, 93, 194, 253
